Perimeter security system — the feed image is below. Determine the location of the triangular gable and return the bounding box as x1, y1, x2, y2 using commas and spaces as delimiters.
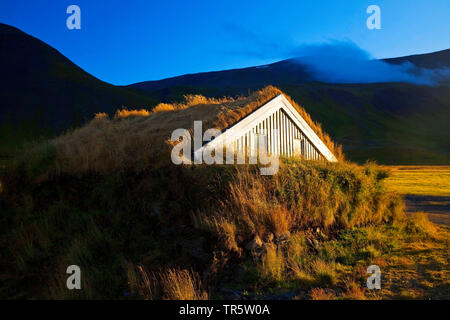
194, 94, 338, 162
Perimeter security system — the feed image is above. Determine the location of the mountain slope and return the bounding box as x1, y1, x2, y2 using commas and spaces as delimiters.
383, 49, 450, 69
131, 59, 313, 95
0, 23, 156, 152
130, 49, 450, 96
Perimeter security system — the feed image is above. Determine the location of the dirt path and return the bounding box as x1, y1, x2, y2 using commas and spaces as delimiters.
404, 195, 450, 226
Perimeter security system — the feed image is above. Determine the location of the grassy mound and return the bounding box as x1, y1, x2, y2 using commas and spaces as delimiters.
0, 88, 447, 300
0, 149, 409, 299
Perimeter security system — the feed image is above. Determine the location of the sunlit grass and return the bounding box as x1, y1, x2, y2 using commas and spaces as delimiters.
384, 166, 450, 197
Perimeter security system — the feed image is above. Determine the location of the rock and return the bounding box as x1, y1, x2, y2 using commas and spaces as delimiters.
245, 235, 263, 251
305, 237, 320, 251
316, 228, 326, 239
263, 232, 274, 242
275, 231, 291, 243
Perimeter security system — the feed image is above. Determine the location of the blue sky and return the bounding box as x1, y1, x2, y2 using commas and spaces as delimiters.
1, 0, 449, 85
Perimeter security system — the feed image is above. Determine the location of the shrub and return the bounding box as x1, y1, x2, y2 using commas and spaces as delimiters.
310, 259, 337, 286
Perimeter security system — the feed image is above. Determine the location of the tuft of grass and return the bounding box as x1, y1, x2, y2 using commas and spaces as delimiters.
129, 266, 208, 300
152, 103, 176, 113
404, 212, 439, 238
343, 281, 366, 300
159, 268, 208, 300
310, 259, 337, 286
310, 288, 336, 300
192, 213, 241, 255
114, 108, 151, 118
259, 245, 285, 282
94, 112, 108, 119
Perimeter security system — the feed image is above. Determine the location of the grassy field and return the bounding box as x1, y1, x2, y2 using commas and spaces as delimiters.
384, 166, 450, 197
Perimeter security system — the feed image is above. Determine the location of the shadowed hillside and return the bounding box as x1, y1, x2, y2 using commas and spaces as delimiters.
383, 49, 450, 69
0, 23, 156, 154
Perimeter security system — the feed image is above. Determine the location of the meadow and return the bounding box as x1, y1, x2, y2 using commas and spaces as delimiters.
383, 166, 450, 226
384, 166, 450, 197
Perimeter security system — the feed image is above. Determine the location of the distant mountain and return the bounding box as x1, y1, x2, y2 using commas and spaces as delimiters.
383, 49, 450, 69
130, 49, 450, 96
131, 59, 313, 95
0, 23, 156, 132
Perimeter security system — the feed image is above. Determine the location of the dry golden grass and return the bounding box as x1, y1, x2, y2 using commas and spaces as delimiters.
152, 103, 176, 113
343, 281, 366, 300
371, 223, 450, 300
269, 207, 294, 237
152, 95, 233, 114
115, 108, 151, 118
94, 112, 108, 119
160, 268, 208, 300
310, 288, 336, 300
286, 233, 307, 262
260, 245, 285, 281
129, 265, 208, 300
192, 214, 241, 255
220, 169, 299, 238
405, 212, 439, 237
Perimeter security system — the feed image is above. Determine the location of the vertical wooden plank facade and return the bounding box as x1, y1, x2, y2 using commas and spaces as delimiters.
231, 108, 323, 160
